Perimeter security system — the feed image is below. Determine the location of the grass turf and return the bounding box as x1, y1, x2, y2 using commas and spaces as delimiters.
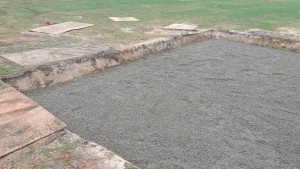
0, 58, 21, 88
0, 80, 8, 89
0, 57, 21, 76
0, 0, 299, 40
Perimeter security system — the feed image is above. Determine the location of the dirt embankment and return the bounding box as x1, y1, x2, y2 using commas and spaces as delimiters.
3, 29, 300, 91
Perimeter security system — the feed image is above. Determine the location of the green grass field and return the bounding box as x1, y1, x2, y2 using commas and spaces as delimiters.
0, 0, 299, 40
0, 0, 299, 87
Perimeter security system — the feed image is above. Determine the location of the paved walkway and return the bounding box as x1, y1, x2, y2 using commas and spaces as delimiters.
0, 87, 66, 157
1, 43, 108, 66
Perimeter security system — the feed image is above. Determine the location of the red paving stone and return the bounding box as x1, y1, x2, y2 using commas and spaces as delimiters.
0, 99, 37, 115
0, 88, 27, 102
0, 88, 38, 115
0, 87, 66, 157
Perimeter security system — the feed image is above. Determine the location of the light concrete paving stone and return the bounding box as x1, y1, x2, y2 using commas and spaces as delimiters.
276, 27, 300, 37
30, 22, 94, 34
164, 23, 198, 30
145, 28, 183, 36
108, 17, 139, 22
1, 43, 108, 66
121, 27, 135, 33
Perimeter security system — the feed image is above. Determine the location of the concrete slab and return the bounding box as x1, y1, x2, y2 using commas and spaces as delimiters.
108, 17, 139, 22
1, 44, 108, 66
0, 130, 138, 169
0, 87, 27, 102
164, 23, 198, 30
0, 98, 37, 115
0, 87, 66, 157
121, 27, 134, 33
30, 22, 94, 34
275, 27, 300, 38
145, 28, 183, 36
0, 88, 37, 115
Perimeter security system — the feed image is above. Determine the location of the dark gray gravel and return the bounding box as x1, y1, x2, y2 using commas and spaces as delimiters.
26, 39, 300, 169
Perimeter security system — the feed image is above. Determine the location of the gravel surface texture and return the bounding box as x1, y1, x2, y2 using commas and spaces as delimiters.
26, 39, 300, 169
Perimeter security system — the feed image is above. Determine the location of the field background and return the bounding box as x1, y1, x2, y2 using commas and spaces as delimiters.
0, 0, 299, 81
0, 0, 299, 40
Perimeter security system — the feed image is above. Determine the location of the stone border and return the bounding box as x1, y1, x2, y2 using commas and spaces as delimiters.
1, 129, 138, 169
2, 29, 299, 92
214, 30, 300, 52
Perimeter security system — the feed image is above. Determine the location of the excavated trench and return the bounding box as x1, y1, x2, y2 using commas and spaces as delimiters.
25, 39, 300, 168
